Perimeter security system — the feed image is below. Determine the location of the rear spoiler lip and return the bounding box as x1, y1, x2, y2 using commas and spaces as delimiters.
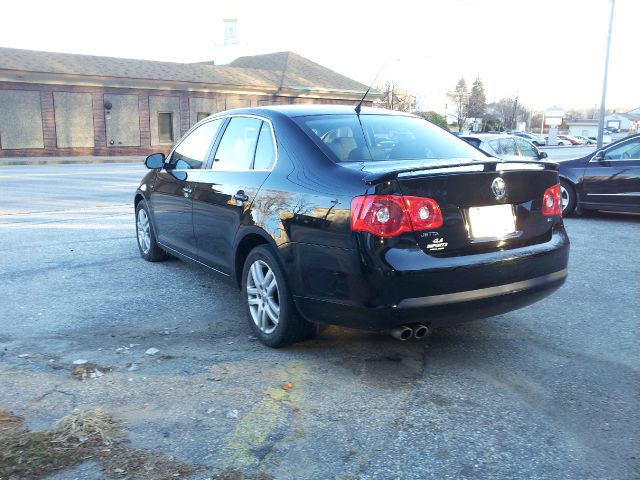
363, 159, 559, 185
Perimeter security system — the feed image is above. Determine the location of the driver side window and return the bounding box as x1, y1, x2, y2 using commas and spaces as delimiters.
169, 119, 223, 169
604, 139, 640, 161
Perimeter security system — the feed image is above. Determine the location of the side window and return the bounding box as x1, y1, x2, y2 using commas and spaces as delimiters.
213, 117, 262, 170
515, 138, 537, 158
253, 122, 276, 170
170, 119, 223, 170
498, 138, 517, 155
604, 139, 640, 161
488, 140, 501, 154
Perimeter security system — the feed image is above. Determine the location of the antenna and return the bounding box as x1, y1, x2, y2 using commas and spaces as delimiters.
355, 56, 391, 114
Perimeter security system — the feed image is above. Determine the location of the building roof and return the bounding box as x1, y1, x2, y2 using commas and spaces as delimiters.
605, 112, 640, 121
0, 47, 370, 95
229, 51, 369, 93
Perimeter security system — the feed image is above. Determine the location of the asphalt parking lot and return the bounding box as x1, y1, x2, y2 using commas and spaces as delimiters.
0, 161, 638, 480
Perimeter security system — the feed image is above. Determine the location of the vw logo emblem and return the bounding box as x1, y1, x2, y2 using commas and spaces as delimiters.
491, 177, 506, 200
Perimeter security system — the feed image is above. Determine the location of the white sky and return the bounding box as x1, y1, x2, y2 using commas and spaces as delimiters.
1, 0, 637, 112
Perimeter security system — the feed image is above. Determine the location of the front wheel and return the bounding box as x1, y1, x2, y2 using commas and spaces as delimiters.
560, 180, 576, 216
135, 201, 168, 262
242, 245, 313, 348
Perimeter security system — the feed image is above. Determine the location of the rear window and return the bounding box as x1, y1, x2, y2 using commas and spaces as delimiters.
295, 114, 484, 163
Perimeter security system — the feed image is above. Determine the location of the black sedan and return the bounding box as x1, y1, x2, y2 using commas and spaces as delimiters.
134, 106, 569, 348
558, 133, 640, 216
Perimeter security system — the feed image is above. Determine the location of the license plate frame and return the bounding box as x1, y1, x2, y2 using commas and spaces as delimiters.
467, 204, 516, 239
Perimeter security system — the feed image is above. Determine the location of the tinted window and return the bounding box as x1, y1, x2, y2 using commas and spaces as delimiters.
490, 138, 518, 156
515, 138, 538, 158
604, 138, 640, 160
253, 122, 276, 170
170, 119, 223, 169
213, 117, 262, 170
295, 114, 483, 163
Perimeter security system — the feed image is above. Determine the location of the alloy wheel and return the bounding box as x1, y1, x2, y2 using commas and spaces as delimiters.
560, 184, 570, 212
246, 260, 280, 334
137, 208, 151, 255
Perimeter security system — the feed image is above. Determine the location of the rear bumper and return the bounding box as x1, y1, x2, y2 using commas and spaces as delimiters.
291, 226, 569, 330
294, 269, 566, 330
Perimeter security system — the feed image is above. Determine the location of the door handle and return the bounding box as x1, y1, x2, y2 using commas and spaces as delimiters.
233, 191, 249, 202
182, 185, 193, 196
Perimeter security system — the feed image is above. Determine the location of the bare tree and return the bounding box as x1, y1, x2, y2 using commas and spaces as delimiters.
375, 81, 415, 112
493, 94, 527, 130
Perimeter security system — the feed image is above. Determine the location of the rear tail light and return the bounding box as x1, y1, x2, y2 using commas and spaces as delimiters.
351, 195, 443, 237
542, 184, 562, 216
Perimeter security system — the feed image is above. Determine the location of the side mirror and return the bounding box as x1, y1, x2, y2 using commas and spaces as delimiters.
593, 151, 605, 162
538, 151, 548, 160
145, 152, 165, 169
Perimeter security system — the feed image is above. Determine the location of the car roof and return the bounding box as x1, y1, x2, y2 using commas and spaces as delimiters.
215, 104, 414, 118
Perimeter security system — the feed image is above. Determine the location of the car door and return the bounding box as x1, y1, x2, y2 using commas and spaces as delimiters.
581, 137, 640, 211
150, 118, 224, 257
192, 115, 276, 274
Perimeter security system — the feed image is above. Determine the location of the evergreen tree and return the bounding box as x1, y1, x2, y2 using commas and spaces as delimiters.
468, 76, 486, 120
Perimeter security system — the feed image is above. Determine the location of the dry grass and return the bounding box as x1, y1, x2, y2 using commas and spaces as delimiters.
53, 407, 121, 446
0, 408, 194, 480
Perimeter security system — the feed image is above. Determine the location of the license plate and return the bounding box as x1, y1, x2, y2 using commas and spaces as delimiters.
468, 204, 516, 239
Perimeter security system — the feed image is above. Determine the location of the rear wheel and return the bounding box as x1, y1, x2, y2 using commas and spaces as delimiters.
135, 201, 168, 262
242, 245, 313, 348
560, 180, 576, 216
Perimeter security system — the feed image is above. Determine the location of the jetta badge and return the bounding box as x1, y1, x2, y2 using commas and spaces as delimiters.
491, 177, 506, 200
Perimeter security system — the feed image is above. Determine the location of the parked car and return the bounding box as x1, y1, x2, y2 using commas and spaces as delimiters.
545, 136, 571, 146
462, 134, 548, 161
558, 133, 640, 215
605, 126, 620, 133
512, 131, 546, 146
573, 135, 597, 144
558, 135, 583, 145
135, 105, 569, 347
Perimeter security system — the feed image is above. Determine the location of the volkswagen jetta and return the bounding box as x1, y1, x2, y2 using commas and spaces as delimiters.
134, 105, 569, 347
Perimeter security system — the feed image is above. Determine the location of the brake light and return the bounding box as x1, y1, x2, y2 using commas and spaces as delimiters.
542, 184, 562, 216
351, 195, 443, 237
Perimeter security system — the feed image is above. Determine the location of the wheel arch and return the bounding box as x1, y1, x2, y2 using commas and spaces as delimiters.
233, 228, 282, 288
134, 192, 145, 208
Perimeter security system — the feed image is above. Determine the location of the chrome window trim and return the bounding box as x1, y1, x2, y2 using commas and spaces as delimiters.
207, 113, 278, 173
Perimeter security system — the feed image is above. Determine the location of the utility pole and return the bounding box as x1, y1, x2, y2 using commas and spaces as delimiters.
597, 0, 615, 149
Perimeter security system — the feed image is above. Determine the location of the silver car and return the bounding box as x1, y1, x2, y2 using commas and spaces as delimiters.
462, 134, 548, 161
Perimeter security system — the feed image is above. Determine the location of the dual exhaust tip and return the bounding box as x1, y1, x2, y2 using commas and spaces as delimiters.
390, 324, 430, 341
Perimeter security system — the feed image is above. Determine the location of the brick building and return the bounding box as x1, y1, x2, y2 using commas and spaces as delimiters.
0, 48, 374, 157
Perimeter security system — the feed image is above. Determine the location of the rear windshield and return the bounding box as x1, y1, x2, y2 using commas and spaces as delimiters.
294, 114, 484, 163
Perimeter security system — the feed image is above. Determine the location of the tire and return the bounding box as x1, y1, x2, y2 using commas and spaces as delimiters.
242, 245, 313, 348
135, 201, 168, 262
560, 180, 576, 217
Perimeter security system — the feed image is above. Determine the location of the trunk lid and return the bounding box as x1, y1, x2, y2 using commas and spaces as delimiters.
354, 159, 561, 256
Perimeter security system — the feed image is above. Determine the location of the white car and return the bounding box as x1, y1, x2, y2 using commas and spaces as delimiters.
462, 134, 548, 161
545, 136, 571, 146
573, 135, 597, 144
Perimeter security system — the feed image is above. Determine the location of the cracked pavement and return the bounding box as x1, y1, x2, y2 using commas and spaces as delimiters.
0, 162, 639, 479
